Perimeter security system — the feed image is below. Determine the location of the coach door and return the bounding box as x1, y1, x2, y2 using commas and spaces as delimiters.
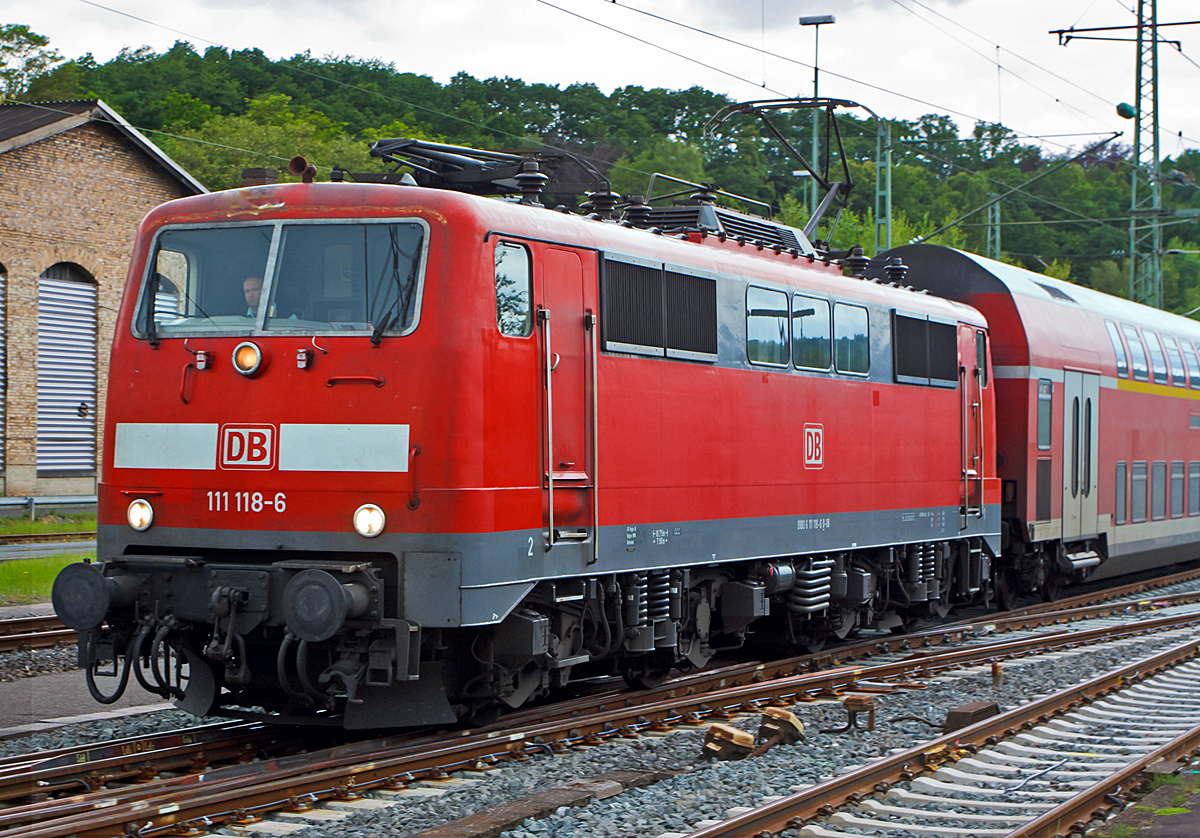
1062, 371, 1100, 539
537, 247, 595, 553
958, 325, 985, 526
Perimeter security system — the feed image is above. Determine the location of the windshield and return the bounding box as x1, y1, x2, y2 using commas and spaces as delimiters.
136, 220, 427, 337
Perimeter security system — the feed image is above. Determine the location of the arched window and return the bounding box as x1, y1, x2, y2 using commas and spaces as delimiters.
37, 263, 97, 473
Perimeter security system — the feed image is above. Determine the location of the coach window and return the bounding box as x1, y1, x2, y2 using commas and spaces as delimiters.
1121, 324, 1149, 381
1105, 320, 1128, 378
792, 294, 831, 370
746, 286, 789, 366
1172, 461, 1185, 518
1146, 331, 1169, 385
1165, 337, 1187, 387
495, 243, 532, 337
833, 303, 869, 374
1115, 462, 1126, 525
1191, 463, 1200, 516
1036, 379, 1053, 450
1186, 340, 1200, 390
1152, 461, 1167, 520
1131, 462, 1148, 523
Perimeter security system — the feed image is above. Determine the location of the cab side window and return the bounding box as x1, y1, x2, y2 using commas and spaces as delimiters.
495, 243, 532, 337
833, 303, 870, 374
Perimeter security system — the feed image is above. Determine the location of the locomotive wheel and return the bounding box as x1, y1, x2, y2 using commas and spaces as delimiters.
621, 653, 673, 691
1040, 571, 1063, 603
994, 568, 1019, 611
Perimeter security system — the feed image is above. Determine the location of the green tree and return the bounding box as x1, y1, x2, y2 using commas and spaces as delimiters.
608, 137, 707, 202
0, 24, 61, 101
159, 93, 379, 191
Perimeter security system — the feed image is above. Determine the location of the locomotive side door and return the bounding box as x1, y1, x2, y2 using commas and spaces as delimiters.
536, 247, 594, 551
958, 324, 984, 525
1062, 370, 1100, 539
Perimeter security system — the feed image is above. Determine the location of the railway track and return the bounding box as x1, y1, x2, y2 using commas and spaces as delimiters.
0, 616, 74, 653
689, 636, 1200, 838
0, 531, 95, 546
7, 589, 1200, 838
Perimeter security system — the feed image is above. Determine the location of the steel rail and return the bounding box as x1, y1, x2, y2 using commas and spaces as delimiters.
675, 634, 1200, 838
0, 531, 95, 545
1004, 722, 1200, 838
8, 606, 1200, 838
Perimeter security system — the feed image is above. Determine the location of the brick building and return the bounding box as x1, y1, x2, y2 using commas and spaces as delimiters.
0, 100, 206, 497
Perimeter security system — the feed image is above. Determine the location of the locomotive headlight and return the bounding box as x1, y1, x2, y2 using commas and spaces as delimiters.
127, 499, 154, 531
232, 341, 263, 376
353, 503, 385, 537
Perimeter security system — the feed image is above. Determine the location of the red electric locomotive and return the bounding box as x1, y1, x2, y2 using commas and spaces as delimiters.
879, 245, 1200, 608
51, 140, 1000, 727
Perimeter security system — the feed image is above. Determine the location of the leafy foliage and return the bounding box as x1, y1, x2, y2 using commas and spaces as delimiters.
0, 24, 61, 101
15, 35, 1200, 312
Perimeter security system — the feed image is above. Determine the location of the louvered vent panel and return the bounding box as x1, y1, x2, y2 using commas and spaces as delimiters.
601, 260, 663, 355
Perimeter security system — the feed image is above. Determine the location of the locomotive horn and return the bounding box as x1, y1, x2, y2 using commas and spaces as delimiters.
52, 562, 137, 630
282, 569, 371, 642
288, 155, 317, 184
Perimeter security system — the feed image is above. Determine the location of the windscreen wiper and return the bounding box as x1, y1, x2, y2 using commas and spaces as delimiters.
370, 311, 396, 346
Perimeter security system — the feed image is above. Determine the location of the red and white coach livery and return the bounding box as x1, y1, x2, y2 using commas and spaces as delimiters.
882, 245, 1200, 607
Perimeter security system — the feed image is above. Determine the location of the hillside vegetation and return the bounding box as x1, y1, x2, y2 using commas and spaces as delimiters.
17, 38, 1200, 312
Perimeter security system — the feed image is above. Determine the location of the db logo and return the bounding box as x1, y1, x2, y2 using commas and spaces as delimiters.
804, 424, 823, 469
220, 424, 276, 470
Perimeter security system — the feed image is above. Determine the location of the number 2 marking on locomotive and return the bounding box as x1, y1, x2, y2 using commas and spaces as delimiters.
527, 536, 535, 557
207, 491, 287, 512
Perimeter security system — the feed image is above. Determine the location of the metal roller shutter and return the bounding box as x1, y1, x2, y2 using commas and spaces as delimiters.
0, 268, 6, 470
37, 266, 97, 473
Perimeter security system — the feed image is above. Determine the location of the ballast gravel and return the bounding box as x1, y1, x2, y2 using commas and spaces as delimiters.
0, 645, 79, 682
0, 709, 200, 760
218, 627, 1200, 838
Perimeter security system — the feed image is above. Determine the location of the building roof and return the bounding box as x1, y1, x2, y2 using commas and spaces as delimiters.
0, 99, 207, 194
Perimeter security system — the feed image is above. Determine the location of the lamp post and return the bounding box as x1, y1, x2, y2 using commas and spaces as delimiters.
800, 14, 835, 215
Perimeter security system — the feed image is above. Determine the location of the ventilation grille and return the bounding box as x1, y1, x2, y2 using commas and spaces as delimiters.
1036, 459, 1052, 521
602, 261, 662, 354
715, 210, 802, 249
638, 205, 807, 252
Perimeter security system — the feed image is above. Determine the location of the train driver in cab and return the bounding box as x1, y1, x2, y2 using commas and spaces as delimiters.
243, 275, 263, 316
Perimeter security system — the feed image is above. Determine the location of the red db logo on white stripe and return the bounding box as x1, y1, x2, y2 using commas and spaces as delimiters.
220, 424, 276, 470
804, 424, 823, 469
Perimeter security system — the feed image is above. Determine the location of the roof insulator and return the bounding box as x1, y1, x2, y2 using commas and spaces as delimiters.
581, 189, 621, 220
884, 256, 909, 285
621, 194, 651, 226
514, 160, 548, 206
736, 235, 747, 247
717, 231, 728, 242
843, 246, 871, 278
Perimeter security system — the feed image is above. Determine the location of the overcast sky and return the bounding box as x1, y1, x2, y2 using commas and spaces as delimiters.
10, 0, 1200, 160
